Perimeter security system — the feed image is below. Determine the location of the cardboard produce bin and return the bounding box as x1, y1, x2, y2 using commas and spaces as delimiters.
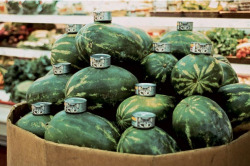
7, 103, 250, 166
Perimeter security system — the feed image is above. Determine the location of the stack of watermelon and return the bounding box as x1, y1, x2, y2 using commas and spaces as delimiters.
15, 12, 250, 155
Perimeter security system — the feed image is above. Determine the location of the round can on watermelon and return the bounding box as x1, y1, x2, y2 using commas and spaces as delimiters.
132, 112, 156, 129
32, 102, 52, 115
90, 54, 111, 68
135, 83, 156, 97
64, 97, 87, 114
53, 62, 71, 75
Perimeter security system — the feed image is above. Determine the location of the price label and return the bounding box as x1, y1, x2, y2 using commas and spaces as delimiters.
190, 42, 212, 54
153, 43, 171, 53
177, 21, 193, 31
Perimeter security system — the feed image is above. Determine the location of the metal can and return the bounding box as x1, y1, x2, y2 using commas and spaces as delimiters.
93, 11, 112, 22
32, 102, 52, 115
190, 42, 212, 54
90, 54, 111, 68
152, 42, 171, 53
52, 63, 71, 75
64, 97, 87, 114
135, 83, 156, 97
66, 24, 83, 34
132, 112, 156, 129
177, 21, 193, 31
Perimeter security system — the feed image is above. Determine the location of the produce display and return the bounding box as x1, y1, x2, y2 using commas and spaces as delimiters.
11, 12, 249, 157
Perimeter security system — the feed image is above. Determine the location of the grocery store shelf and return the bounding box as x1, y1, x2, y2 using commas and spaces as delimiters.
0, 14, 250, 28
0, 47, 51, 58
231, 63, 250, 77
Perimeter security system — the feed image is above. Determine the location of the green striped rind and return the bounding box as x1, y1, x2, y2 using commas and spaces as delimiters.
51, 34, 88, 70
219, 61, 239, 87
141, 53, 178, 95
65, 65, 138, 120
16, 112, 53, 138
172, 95, 233, 150
116, 94, 175, 130
44, 111, 120, 151
213, 54, 231, 66
171, 54, 223, 98
26, 73, 73, 113
129, 27, 153, 57
76, 22, 144, 65
117, 126, 180, 155
160, 31, 212, 60
217, 83, 250, 126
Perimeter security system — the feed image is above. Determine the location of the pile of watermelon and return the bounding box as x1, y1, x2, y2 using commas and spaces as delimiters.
16, 12, 250, 155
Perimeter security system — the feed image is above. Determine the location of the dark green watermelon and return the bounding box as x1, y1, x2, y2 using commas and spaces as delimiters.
160, 31, 212, 60
172, 95, 233, 150
141, 52, 178, 95
219, 61, 239, 86
116, 94, 175, 131
65, 65, 138, 120
45, 111, 120, 151
216, 83, 250, 127
171, 54, 223, 98
117, 126, 180, 155
213, 54, 231, 66
16, 112, 53, 137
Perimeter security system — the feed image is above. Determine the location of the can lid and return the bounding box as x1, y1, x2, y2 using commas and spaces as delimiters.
177, 21, 193, 31
64, 97, 87, 114
190, 42, 212, 54
53, 63, 71, 75
90, 54, 111, 69
66, 24, 83, 34
153, 42, 171, 53
94, 11, 112, 22
135, 83, 156, 97
32, 102, 52, 115
132, 112, 156, 129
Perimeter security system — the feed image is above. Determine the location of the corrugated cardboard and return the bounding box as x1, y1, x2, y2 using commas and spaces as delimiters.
7, 103, 250, 166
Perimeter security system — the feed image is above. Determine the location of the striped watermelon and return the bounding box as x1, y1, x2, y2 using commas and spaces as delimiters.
141, 52, 178, 95
172, 95, 233, 150
26, 73, 73, 114
116, 94, 175, 131
213, 54, 231, 66
51, 33, 87, 70
16, 112, 53, 138
216, 83, 250, 127
65, 65, 138, 120
171, 54, 223, 98
219, 61, 239, 86
45, 111, 120, 151
160, 31, 212, 60
117, 126, 179, 155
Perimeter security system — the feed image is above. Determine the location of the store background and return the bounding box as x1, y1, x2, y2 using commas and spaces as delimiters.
0, 0, 250, 165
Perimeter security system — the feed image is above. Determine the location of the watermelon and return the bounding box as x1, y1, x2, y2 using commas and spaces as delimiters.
117, 126, 179, 155
216, 83, 250, 127
213, 54, 231, 65
51, 33, 87, 70
160, 31, 212, 60
141, 52, 178, 95
171, 54, 223, 98
44, 111, 120, 151
172, 95, 233, 150
219, 61, 239, 86
26, 73, 73, 114
65, 65, 138, 120
16, 112, 53, 137
116, 94, 175, 131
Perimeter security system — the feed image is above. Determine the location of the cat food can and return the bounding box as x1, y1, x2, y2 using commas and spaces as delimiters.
64, 97, 87, 114
190, 42, 212, 54
53, 63, 71, 75
94, 11, 112, 22
177, 21, 193, 31
153, 42, 171, 53
32, 102, 52, 115
132, 112, 156, 129
66, 24, 83, 34
135, 83, 156, 97
90, 54, 111, 68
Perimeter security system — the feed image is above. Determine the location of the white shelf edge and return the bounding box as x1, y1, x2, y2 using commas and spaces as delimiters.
0, 14, 250, 28
0, 47, 51, 58
231, 63, 250, 77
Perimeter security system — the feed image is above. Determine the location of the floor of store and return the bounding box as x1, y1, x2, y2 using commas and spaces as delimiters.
0, 146, 7, 166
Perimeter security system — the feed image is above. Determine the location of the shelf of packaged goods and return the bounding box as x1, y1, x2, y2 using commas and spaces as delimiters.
0, 14, 250, 28
231, 63, 250, 77
0, 47, 51, 59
